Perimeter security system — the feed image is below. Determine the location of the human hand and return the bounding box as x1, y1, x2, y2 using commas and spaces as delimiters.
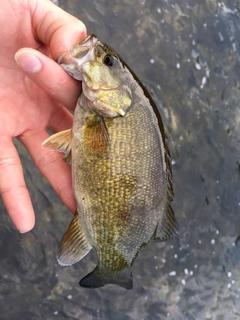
0, 0, 86, 232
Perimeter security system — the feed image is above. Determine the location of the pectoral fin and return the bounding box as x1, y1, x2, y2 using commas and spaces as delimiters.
42, 129, 72, 158
84, 117, 110, 153
154, 205, 179, 241
57, 213, 92, 266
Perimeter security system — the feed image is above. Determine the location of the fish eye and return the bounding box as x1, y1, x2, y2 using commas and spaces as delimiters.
103, 54, 113, 67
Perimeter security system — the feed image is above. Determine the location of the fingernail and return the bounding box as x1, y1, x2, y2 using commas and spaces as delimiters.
15, 51, 42, 74
19, 226, 33, 233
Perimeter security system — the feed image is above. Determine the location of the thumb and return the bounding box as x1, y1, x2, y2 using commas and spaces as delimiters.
14, 48, 81, 110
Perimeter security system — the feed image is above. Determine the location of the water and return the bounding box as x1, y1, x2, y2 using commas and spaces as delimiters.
1, 0, 240, 319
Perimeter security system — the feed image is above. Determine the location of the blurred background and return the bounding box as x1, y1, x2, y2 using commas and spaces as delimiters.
1, 0, 240, 319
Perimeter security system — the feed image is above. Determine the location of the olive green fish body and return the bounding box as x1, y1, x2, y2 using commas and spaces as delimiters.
42, 35, 178, 290
73, 86, 166, 260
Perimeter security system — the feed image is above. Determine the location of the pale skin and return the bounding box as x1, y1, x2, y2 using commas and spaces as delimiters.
0, 0, 87, 232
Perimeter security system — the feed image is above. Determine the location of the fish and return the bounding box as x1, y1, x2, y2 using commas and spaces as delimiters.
42, 34, 179, 290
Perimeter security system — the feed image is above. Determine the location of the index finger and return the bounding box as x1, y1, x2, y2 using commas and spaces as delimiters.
31, 0, 87, 59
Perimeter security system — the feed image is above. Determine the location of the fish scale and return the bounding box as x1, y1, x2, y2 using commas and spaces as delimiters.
42, 34, 179, 289
73, 94, 165, 270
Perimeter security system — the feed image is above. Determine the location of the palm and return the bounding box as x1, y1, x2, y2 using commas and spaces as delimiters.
1, 62, 54, 137
0, 0, 86, 232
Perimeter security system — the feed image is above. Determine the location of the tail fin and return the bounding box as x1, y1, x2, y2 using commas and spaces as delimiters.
79, 266, 133, 290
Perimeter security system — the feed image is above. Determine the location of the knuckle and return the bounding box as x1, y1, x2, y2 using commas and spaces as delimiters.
0, 156, 20, 170
0, 156, 26, 195
37, 150, 63, 170
57, 180, 72, 199
1, 184, 27, 196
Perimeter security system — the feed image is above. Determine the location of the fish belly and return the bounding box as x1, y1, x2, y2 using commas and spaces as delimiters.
72, 98, 167, 273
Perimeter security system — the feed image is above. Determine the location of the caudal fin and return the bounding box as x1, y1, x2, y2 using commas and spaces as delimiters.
79, 266, 133, 290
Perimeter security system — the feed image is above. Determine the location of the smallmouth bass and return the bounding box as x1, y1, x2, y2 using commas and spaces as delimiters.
43, 34, 179, 290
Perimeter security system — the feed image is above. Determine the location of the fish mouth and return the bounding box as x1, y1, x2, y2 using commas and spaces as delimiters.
57, 34, 98, 80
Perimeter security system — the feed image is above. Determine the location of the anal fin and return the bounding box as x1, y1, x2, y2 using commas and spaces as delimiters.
154, 205, 179, 241
57, 213, 92, 266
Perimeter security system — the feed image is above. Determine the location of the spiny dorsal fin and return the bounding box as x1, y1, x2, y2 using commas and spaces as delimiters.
57, 213, 92, 266
154, 205, 179, 242
42, 129, 72, 154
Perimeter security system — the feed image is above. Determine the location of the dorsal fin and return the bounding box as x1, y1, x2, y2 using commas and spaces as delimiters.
57, 213, 92, 266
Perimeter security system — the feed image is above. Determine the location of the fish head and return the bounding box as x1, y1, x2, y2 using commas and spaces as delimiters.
57, 34, 98, 81
58, 34, 132, 117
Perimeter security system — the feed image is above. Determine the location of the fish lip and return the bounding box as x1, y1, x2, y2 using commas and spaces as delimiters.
78, 33, 98, 46
57, 34, 98, 65
57, 34, 98, 80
